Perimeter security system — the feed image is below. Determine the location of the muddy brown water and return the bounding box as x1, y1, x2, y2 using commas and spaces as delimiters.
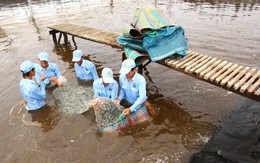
0, 0, 259, 162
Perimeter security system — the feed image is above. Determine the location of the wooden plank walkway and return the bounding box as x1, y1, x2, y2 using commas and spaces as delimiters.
48, 23, 260, 102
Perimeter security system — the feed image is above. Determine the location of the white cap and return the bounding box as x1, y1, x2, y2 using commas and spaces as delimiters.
20, 60, 34, 73
102, 68, 114, 83
119, 58, 136, 74
38, 52, 50, 62
72, 50, 83, 62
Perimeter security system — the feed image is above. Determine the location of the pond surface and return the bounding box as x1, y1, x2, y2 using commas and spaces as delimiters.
0, 0, 259, 162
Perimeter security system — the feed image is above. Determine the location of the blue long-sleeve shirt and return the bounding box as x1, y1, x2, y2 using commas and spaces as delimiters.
20, 78, 46, 110
118, 72, 147, 112
93, 78, 118, 100
35, 63, 60, 85
74, 59, 99, 81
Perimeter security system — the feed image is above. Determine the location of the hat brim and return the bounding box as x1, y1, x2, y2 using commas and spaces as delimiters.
119, 67, 131, 74
72, 56, 81, 62
103, 77, 114, 83
39, 57, 49, 62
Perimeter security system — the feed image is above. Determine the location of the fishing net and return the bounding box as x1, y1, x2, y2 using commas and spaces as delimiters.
91, 97, 124, 128
52, 84, 94, 115
53, 84, 150, 132
98, 104, 150, 132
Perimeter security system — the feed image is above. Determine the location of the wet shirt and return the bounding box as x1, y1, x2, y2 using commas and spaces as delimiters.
20, 78, 46, 110
35, 63, 60, 85
93, 78, 119, 100
118, 72, 147, 112
74, 59, 99, 81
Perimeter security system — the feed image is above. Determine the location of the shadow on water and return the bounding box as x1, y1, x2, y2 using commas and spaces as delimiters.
27, 104, 61, 133
53, 42, 76, 63
52, 41, 103, 72
190, 100, 260, 163
28, 16, 43, 41
118, 68, 218, 150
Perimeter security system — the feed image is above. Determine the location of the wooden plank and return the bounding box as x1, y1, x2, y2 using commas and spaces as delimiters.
209, 62, 233, 82
248, 78, 260, 93
105, 32, 119, 38
100, 32, 118, 41
169, 51, 195, 68
185, 55, 207, 73
240, 70, 260, 93
165, 58, 178, 66
204, 61, 228, 80
85, 32, 108, 42
199, 59, 222, 78
164, 58, 171, 63
106, 38, 119, 44
80, 28, 101, 37
48, 23, 70, 30
189, 56, 212, 74
55, 25, 81, 33
227, 67, 250, 88
220, 65, 244, 86
176, 52, 200, 69
234, 68, 256, 91
195, 58, 217, 75
215, 64, 238, 84
69, 28, 91, 37
179, 53, 203, 69
254, 88, 260, 96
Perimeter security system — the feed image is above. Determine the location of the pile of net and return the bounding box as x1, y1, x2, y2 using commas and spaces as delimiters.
91, 97, 124, 127
52, 84, 94, 115
53, 84, 150, 132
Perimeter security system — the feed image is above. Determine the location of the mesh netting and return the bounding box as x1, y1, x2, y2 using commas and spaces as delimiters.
91, 97, 125, 128
52, 84, 94, 115
53, 84, 150, 132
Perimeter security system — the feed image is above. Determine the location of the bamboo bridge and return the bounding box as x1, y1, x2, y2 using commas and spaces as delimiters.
48, 23, 260, 102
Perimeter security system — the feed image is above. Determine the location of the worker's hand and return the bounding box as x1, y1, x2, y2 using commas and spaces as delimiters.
48, 77, 57, 83
114, 99, 120, 105
90, 99, 99, 110
123, 108, 131, 116
57, 82, 62, 87
40, 72, 45, 82
49, 77, 62, 87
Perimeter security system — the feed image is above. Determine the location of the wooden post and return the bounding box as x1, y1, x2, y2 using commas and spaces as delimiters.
72, 36, 76, 46
122, 52, 126, 62
49, 30, 58, 44
138, 63, 143, 74
58, 32, 62, 44
63, 33, 68, 43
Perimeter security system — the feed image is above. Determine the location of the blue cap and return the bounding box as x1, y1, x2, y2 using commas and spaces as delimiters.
20, 60, 34, 73
38, 52, 50, 62
72, 50, 83, 62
